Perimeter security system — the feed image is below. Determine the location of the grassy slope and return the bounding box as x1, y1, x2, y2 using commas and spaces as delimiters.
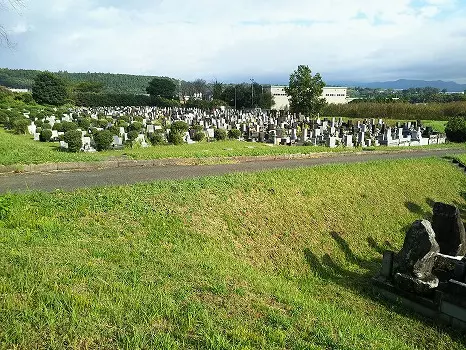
1, 128, 464, 166
456, 154, 466, 164
1, 158, 465, 349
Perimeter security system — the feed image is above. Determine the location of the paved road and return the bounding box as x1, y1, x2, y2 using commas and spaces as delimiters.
1, 149, 465, 193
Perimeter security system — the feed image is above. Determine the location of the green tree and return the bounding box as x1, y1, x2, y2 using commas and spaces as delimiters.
214, 128, 227, 141
212, 81, 223, 100
126, 130, 139, 147
93, 130, 113, 151
64, 130, 83, 152
146, 77, 177, 99
39, 129, 52, 142
13, 118, 30, 134
168, 132, 184, 145
129, 121, 143, 132
228, 129, 241, 139
170, 121, 189, 134
285, 65, 326, 116
445, 115, 466, 142
149, 132, 165, 145
32, 72, 68, 106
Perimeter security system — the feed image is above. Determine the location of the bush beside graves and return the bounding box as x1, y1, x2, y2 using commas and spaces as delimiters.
13, 118, 30, 134
39, 129, 52, 142
214, 128, 227, 141
445, 115, 466, 142
63, 130, 83, 152
228, 129, 241, 139
149, 132, 166, 145
168, 131, 184, 145
93, 130, 113, 151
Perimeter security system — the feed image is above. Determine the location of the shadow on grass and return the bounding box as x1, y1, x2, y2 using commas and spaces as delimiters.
405, 201, 432, 220
303, 231, 466, 345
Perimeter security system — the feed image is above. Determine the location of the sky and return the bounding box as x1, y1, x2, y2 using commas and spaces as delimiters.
1, 0, 466, 84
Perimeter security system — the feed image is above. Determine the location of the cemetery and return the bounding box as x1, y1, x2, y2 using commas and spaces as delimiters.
15, 105, 447, 153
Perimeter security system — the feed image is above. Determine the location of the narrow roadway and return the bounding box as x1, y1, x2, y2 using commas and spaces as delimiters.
1, 148, 465, 193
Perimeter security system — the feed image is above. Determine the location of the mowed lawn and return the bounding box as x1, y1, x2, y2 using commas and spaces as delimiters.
1, 159, 466, 349
1, 128, 465, 166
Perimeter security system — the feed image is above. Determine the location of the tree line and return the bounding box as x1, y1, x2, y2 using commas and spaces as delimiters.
349, 87, 466, 103
322, 101, 466, 121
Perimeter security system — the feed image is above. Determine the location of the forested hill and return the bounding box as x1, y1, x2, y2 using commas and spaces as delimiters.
0, 68, 157, 94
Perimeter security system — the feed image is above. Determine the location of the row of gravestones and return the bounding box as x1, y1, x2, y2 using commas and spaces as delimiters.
25, 106, 447, 149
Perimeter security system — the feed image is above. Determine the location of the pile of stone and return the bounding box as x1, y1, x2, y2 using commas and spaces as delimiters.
375, 203, 466, 329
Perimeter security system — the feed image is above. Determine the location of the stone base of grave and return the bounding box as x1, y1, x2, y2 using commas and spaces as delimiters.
393, 273, 439, 295
372, 276, 466, 330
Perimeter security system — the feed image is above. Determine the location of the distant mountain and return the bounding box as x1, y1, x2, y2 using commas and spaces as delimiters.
329, 79, 466, 92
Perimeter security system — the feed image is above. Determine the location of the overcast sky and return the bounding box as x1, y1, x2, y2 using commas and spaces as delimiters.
1, 0, 465, 83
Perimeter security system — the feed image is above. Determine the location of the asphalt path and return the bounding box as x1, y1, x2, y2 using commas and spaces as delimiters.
1, 148, 465, 194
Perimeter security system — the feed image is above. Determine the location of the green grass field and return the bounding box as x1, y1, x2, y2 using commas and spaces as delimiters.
1, 158, 465, 349
1, 128, 464, 166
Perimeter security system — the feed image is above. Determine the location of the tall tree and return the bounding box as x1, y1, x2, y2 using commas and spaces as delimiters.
32, 71, 68, 106
192, 79, 208, 97
212, 81, 223, 100
285, 65, 326, 116
146, 77, 177, 100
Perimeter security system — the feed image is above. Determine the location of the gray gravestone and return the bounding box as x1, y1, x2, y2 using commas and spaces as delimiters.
432, 202, 466, 256
394, 220, 440, 293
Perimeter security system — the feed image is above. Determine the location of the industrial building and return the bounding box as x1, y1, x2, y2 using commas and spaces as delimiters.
264, 85, 349, 110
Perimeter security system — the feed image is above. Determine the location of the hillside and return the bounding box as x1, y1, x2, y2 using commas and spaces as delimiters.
1, 158, 465, 348
0, 68, 156, 94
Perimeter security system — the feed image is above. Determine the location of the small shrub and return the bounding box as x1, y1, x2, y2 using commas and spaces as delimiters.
64, 130, 83, 152
214, 128, 227, 141
42, 122, 51, 130
39, 129, 53, 142
94, 130, 113, 151
13, 118, 30, 134
126, 130, 139, 147
192, 131, 205, 142
168, 132, 184, 145
129, 121, 143, 132
445, 115, 466, 142
170, 121, 189, 134
149, 132, 165, 145
77, 118, 91, 129
97, 119, 109, 128
228, 129, 241, 139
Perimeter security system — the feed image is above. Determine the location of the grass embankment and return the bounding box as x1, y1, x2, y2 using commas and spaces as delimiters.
2, 128, 465, 166
1, 158, 466, 349
455, 154, 466, 164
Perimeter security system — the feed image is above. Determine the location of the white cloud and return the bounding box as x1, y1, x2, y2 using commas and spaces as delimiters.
1, 0, 465, 82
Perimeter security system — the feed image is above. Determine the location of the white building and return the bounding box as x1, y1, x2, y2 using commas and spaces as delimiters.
6, 87, 30, 93
265, 85, 349, 110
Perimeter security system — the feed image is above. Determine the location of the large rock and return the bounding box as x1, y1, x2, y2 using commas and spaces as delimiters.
394, 220, 440, 293
432, 202, 466, 256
